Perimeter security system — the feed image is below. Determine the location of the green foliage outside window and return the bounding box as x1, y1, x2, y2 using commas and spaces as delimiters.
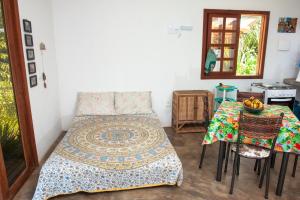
236, 19, 261, 76
0, 11, 22, 159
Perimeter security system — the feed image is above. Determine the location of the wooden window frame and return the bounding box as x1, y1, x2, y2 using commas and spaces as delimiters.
0, 0, 38, 199
201, 9, 270, 79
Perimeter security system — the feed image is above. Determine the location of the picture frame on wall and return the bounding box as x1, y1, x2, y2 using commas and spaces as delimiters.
28, 62, 36, 74
23, 19, 32, 33
26, 49, 35, 60
278, 17, 298, 33
29, 75, 37, 88
24, 34, 33, 47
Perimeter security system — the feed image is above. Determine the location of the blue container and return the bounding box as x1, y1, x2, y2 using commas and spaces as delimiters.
293, 100, 300, 120
214, 84, 238, 112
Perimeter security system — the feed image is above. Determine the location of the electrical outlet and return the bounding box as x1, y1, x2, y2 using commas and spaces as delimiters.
166, 99, 172, 108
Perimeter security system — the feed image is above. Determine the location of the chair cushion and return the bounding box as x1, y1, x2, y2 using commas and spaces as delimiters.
231, 144, 270, 159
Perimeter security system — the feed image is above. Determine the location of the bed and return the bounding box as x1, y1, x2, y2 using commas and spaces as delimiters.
32, 92, 183, 200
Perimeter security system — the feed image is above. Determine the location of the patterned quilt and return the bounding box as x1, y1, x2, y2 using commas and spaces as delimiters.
32, 114, 183, 200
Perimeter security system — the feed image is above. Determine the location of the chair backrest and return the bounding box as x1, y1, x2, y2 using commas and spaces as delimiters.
237, 91, 265, 102
238, 111, 284, 150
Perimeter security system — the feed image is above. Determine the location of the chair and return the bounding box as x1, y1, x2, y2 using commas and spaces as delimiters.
224, 91, 266, 173
270, 153, 298, 177
229, 111, 284, 199
237, 91, 265, 103
237, 91, 298, 178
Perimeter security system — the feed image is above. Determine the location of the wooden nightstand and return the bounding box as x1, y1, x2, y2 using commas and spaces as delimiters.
172, 90, 214, 133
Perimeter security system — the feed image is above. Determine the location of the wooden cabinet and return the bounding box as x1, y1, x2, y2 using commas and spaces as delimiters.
172, 90, 214, 133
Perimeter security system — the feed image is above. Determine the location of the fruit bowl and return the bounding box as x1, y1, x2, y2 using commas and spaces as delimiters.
243, 104, 264, 114
243, 97, 264, 114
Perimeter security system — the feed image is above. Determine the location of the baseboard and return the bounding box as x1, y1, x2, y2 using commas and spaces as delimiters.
39, 131, 67, 165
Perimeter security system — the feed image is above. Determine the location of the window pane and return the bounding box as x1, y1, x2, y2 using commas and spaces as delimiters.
236, 15, 262, 76
0, 4, 26, 186
226, 18, 237, 30
224, 47, 235, 58
223, 60, 234, 72
224, 32, 236, 44
212, 17, 223, 29
212, 61, 221, 72
211, 47, 221, 58
211, 32, 222, 44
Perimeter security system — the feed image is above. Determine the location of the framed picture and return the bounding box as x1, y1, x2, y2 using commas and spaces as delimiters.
29, 75, 37, 88
28, 62, 36, 74
278, 17, 298, 33
26, 49, 35, 60
23, 19, 32, 33
24, 34, 33, 47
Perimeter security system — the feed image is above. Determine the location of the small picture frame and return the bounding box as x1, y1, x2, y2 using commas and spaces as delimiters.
28, 62, 36, 74
24, 34, 33, 47
26, 49, 35, 60
29, 75, 37, 88
278, 17, 298, 33
23, 19, 32, 33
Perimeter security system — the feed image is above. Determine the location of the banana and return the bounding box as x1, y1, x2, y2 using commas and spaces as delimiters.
259, 102, 263, 109
244, 97, 263, 109
244, 100, 252, 107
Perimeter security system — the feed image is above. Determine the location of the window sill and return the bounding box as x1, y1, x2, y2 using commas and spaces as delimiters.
201, 74, 263, 80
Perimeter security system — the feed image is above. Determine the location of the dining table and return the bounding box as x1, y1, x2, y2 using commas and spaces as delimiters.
202, 101, 300, 196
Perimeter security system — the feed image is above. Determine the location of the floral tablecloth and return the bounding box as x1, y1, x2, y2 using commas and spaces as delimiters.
203, 101, 300, 154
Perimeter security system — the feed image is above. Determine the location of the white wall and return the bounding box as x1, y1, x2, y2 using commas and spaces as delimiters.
51, 0, 300, 129
18, 0, 62, 161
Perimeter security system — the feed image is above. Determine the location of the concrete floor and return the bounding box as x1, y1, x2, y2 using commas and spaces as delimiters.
14, 128, 300, 200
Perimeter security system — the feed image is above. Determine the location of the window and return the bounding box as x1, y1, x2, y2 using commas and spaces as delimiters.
201, 9, 270, 79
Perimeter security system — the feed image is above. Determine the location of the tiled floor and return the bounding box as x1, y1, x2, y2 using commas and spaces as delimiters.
14, 128, 300, 200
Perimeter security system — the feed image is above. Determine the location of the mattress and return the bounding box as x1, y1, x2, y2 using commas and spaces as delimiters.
32, 114, 183, 200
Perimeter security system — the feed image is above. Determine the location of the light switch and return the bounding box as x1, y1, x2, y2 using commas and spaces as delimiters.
278, 39, 290, 51
168, 25, 179, 35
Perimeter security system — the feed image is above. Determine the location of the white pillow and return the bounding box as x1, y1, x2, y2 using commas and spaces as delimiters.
75, 92, 116, 116
115, 91, 153, 114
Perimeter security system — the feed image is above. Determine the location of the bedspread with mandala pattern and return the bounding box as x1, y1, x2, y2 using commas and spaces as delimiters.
32, 114, 183, 200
